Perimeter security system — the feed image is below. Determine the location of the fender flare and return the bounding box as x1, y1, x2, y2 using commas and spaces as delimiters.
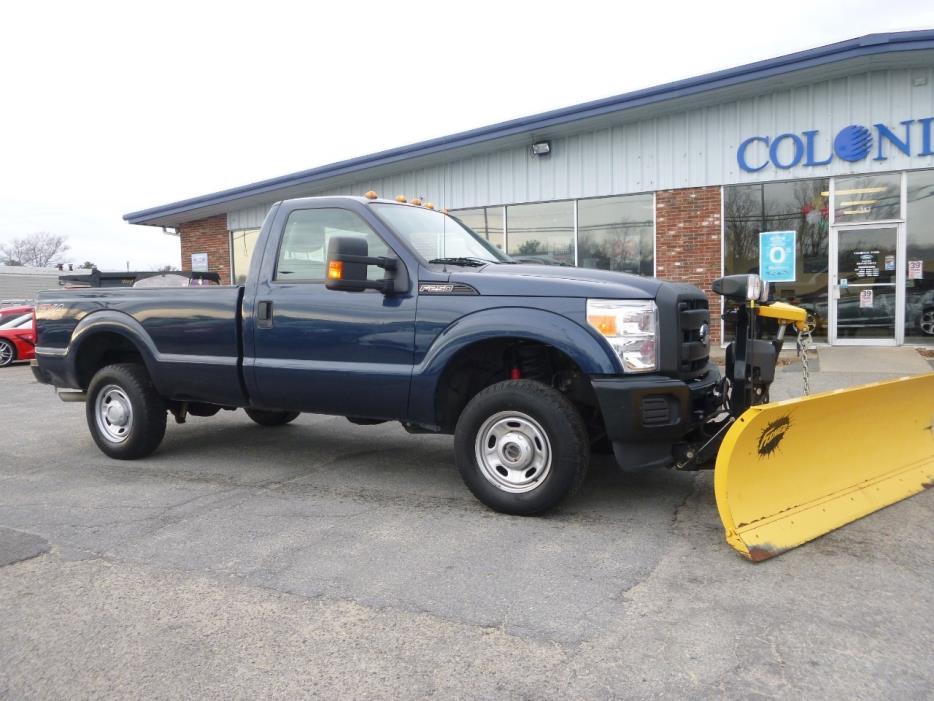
407, 307, 621, 426
68, 311, 162, 390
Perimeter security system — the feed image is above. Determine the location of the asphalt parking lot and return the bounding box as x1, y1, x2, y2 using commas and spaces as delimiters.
1, 357, 932, 699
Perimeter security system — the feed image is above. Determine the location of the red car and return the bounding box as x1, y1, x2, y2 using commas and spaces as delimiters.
0, 306, 35, 367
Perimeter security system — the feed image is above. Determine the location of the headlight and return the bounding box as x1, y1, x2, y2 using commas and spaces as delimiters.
586, 299, 657, 373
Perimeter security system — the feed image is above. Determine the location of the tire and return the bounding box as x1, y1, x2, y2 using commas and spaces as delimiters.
85, 363, 167, 459
0, 340, 15, 368
919, 308, 934, 337
454, 379, 589, 515
245, 408, 300, 426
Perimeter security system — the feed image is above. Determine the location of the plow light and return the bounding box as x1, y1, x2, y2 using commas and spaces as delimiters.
713, 274, 770, 303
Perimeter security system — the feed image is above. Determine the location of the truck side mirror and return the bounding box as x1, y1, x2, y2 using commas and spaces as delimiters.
325, 236, 397, 294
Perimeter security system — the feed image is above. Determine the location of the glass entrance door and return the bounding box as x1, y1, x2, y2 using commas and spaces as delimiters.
830, 225, 903, 345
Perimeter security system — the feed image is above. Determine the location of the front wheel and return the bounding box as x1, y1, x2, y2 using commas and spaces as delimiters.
245, 408, 300, 426
86, 363, 167, 459
454, 380, 589, 515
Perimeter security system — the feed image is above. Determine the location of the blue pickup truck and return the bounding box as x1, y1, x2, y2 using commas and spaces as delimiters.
33, 194, 737, 515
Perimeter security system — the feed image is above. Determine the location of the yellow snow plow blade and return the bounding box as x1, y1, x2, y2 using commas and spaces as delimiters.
715, 372, 934, 562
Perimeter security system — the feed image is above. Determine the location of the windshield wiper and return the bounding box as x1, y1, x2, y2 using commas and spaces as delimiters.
427, 257, 493, 267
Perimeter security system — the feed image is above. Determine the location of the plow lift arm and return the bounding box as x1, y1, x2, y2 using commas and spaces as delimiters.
681, 275, 934, 561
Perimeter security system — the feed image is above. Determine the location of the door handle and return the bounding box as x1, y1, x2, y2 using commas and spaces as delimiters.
257, 300, 273, 328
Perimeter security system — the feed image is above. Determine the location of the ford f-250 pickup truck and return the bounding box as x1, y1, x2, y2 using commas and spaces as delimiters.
33, 194, 731, 515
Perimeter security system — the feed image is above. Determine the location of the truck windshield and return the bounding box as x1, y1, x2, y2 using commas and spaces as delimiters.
371, 203, 511, 264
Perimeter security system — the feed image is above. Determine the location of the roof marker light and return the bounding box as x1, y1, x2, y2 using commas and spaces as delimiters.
395, 195, 407, 202
411, 198, 422, 206
364, 191, 378, 199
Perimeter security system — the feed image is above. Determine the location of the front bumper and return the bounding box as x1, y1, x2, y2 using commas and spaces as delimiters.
591, 363, 720, 470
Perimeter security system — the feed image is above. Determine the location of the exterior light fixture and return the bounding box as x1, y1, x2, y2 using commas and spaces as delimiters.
530, 140, 552, 157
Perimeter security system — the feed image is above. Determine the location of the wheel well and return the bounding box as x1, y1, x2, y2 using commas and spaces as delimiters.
75, 332, 146, 389
435, 338, 600, 433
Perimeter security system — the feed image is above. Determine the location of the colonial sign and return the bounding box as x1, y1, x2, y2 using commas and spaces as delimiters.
738, 118, 934, 172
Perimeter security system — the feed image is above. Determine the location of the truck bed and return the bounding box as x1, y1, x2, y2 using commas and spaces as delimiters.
35, 285, 246, 406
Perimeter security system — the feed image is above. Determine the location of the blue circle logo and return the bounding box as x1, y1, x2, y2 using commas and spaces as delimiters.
833, 125, 872, 161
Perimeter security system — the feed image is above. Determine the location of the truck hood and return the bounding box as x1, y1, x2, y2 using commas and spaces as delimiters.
446, 263, 664, 298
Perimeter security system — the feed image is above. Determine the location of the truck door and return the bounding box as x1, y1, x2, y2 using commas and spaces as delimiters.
246, 204, 416, 418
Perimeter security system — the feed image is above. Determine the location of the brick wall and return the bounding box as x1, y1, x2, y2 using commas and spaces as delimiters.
655, 186, 722, 343
178, 215, 230, 284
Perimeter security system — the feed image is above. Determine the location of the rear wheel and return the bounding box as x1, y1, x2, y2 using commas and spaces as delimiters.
245, 408, 300, 426
0, 340, 15, 367
86, 363, 167, 459
454, 380, 589, 515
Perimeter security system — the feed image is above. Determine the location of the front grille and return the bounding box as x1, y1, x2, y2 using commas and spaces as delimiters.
678, 297, 710, 378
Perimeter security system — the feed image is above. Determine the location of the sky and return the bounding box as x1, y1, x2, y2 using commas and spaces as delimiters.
2, 0, 934, 270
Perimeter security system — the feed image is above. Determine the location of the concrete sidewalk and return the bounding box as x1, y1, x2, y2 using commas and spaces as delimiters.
817, 346, 933, 374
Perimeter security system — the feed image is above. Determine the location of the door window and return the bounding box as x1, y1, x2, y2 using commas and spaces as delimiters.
834, 227, 898, 341
275, 208, 390, 282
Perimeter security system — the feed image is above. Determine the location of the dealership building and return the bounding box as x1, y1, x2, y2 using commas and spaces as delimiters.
125, 30, 934, 346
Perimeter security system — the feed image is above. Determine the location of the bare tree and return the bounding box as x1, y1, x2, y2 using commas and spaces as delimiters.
0, 232, 70, 267
516, 239, 545, 255
155, 264, 179, 272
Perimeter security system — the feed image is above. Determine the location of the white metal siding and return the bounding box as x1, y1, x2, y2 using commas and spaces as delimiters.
0, 273, 60, 303
228, 67, 934, 230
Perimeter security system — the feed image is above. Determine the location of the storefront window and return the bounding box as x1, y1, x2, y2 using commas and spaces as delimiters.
231, 228, 260, 284
450, 207, 504, 250
506, 201, 575, 265
724, 178, 830, 341
577, 194, 654, 275
834, 173, 901, 223
906, 169, 934, 344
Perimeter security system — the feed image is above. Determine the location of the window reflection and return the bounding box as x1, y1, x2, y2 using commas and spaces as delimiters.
450, 207, 504, 250
506, 201, 575, 265
834, 173, 901, 223
231, 228, 260, 284
577, 194, 654, 275
906, 170, 934, 344
724, 179, 830, 341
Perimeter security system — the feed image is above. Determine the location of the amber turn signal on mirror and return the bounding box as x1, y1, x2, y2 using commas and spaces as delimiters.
327, 260, 343, 280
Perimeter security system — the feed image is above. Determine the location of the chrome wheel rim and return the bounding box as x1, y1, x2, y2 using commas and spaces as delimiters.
474, 411, 552, 493
95, 384, 133, 443
921, 310, 934, 336
0, 342, 12, 366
